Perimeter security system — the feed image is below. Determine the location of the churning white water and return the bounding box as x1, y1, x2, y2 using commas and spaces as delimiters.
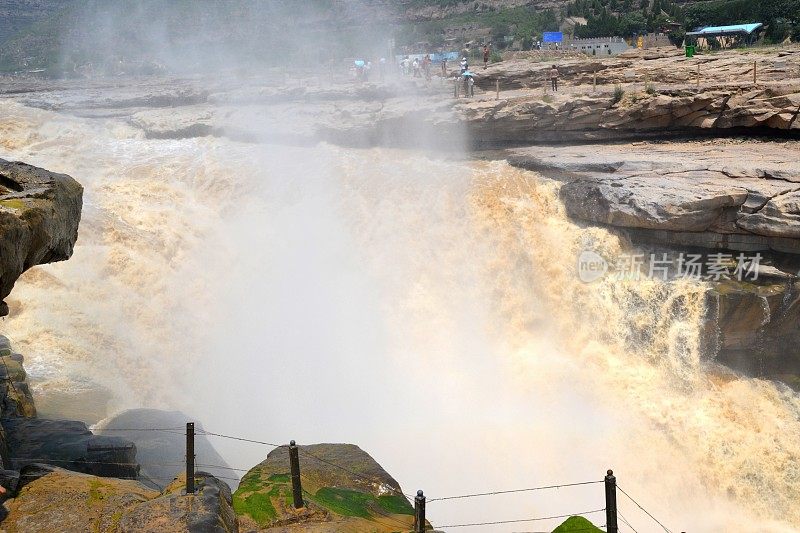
1, 98, 800, 532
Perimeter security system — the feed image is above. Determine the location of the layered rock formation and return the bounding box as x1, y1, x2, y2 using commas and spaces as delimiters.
508, 140, 800, 254
461, 85, 800, 146
478, 48, 800, 90
9, 47, 798, 151
119, 80, 800, 148
0, 159, 82, 316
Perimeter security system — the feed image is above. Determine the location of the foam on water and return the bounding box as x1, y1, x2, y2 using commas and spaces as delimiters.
1, 100, 799, 531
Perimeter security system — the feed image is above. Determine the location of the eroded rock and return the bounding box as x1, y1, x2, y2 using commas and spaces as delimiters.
1, 468, 238, 533
0, 159, 82, 316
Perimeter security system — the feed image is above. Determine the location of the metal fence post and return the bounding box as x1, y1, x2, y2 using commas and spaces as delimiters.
605, 469, 618, 533
289, 440, 304, 509
185, 422, 195, 494
414, 490, 426, 533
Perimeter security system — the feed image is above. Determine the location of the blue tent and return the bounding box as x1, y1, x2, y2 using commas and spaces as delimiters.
687, 23, 763, 37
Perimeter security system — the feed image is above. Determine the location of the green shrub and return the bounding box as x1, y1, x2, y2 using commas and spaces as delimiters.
490, 51, 503, 63
613, 84, 625, 104
645, 83, 656, 95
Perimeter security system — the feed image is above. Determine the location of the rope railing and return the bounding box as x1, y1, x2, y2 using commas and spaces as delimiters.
617, 485, 673, 533
4, 424, 680, 533
426, 480, 604, 502
436, 508, 606, 529
618, 510, 640, 533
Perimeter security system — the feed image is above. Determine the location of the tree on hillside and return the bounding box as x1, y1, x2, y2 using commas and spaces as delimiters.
618, 12, 647, 36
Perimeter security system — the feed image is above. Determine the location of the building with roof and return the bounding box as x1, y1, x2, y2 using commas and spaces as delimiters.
565, 36, 630, 56
686, 23, 764, 48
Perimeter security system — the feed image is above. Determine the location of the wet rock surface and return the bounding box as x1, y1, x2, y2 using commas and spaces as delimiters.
707, 281, 800, 385
2, 418, 138, 479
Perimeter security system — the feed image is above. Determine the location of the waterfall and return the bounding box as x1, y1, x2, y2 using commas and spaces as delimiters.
1, 99, 799, 531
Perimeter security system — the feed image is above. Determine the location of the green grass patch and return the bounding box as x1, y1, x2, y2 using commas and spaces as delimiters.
0, 199, 27, 210
377, 494, 414, 515
268, 473, 290, 483
552, 516, 603, 533
87, 479, 106, 505
312, 487, 376, 518
233, 491, 277, 526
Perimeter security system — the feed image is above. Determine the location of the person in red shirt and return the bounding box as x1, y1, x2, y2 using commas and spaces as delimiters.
483, 45, 490, 69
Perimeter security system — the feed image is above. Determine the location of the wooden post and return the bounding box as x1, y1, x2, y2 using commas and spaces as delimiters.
605, 470, 618, 533
454, 79, 459, 98
289, 440, 304, 509
414, 490, 426, 533
754, 60, 757, 84
593, 71, 597, 92
697, 62, 700, 89
496, 78, 500, 100
185, 422, 195, 494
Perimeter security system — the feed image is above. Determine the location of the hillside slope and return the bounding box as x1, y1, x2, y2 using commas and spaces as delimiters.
0, 0, 783, 75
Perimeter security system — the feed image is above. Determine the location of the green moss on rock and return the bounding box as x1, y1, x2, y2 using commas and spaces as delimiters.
552, 515, 604, 532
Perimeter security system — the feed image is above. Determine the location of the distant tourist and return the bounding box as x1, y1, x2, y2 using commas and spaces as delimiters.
354, 60, 365, 82
423, 55, 432, 81
412, 57, 420, 77
483, 45, 490, 69
441, 57, 448, 77
379, 57, 386, 82
550, 64, 559, 91
460, 56, 468, 74
463, 72, 474, 97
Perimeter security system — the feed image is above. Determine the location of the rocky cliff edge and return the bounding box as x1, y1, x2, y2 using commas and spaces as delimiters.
0, 159, 82, 316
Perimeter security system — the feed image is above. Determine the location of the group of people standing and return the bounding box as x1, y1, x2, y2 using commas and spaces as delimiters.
399, 55, 433, 80
355, 45, 561, 95
353, 58, 388, 82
